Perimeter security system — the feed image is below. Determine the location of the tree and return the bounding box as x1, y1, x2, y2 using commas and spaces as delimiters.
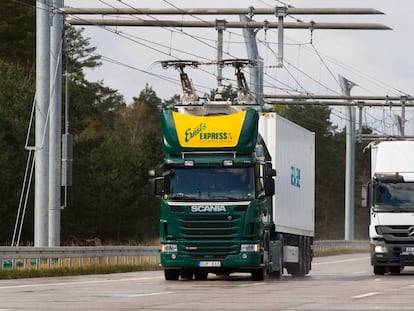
63, 85, 163, 242
0, 60, 35, 243
0, 1, 35, 64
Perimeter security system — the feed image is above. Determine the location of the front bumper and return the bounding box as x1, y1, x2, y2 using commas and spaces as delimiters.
371, 242, 414, 266
160, 252, 262, 272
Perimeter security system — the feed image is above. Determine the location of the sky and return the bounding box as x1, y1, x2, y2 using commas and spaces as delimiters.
63, 0, 414, 136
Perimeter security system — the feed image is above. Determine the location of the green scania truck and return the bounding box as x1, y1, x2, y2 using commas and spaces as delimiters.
149, 60, 315, 280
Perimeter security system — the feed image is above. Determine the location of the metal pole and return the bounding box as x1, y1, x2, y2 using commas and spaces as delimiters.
66, 19, 391, 30
339, 75, 356, 241
239, 14, 261, 105
61, 7, 385, 16
401, 96, 406, 136
49, 0, 63, 247
35, 0, 50, 247
216, 20, 226, 88
276, 7, 287, 68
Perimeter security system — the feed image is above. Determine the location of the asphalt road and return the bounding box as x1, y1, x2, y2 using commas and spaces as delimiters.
1, 253, 414, 310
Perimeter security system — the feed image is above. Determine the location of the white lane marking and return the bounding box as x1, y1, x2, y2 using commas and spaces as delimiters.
352, 270, 369, 275
313, 256, 367, 266
238, 282, 266, 287
352, 292, 380, 299
125, 291, 174, 297
0, 276, 164, 290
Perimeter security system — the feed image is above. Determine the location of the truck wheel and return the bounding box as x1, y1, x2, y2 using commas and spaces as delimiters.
180, 271, 193, 280
269, 246, 283, 280
290, 236, 306, 277
373, 266, 386, 275
390, 266, 401, 275
164, 269, 180, 280
251, 268, 266, 281
194, 271, 208, 280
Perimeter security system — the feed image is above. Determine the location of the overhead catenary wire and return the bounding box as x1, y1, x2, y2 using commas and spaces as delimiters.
63, 1, 412, 135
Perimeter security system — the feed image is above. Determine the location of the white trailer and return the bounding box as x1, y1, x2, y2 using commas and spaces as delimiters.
259, 112, 315, 275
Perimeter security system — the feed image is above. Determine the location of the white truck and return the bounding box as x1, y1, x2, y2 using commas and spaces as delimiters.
363, 140, 414, 275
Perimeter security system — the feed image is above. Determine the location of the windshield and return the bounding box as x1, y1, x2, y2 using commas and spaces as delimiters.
166, 167, 255, 201
374, 182, 414, 209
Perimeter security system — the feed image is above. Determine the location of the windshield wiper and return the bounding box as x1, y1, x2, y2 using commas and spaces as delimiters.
169, 194, 199, 201
374, 206, 414, 212
208, 195, 250, 201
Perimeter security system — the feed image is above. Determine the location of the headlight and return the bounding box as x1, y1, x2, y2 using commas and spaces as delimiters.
161, 244, 178, 253
240, 244, 260, 252
374, 245, 388, 253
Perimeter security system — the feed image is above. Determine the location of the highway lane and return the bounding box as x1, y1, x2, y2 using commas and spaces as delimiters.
1, 253, 414, 310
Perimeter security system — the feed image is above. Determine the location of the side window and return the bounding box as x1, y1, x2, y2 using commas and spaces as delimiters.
255, 164, 264, 195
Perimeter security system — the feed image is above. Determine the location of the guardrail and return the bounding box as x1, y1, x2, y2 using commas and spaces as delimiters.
0, 241, 369, 270
0, 246, 160, 270
312, 240, 369, 253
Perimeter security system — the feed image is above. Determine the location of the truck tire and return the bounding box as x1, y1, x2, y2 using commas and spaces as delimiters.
289, 236, 306, 277
164, 269, 180, 280
269, 256, 283, 279
390, 266, 401, 275
194, 271, 208, 280
180, 271, 194, 280
373, 265, 386, 275
251, 267, 266, 281
269, 240, 283, 279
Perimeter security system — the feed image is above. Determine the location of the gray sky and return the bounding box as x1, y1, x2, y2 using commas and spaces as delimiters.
64, 0, 414, 135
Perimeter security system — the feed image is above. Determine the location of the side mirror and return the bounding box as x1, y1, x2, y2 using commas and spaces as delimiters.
148, 170, 164, 197
264, 177, 275, 197
148, 178, 156, 196
361, 184, 368, 208
266, 168, 277, 177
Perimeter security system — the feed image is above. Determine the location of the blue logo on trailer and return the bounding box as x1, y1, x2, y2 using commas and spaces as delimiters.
290, 166, 301, 188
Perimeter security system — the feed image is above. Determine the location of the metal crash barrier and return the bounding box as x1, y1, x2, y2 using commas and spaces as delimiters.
0, 241, 368, 270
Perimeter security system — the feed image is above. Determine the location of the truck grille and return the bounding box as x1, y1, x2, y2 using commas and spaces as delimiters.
178, 214, 242, 258
376, 225, 414, 243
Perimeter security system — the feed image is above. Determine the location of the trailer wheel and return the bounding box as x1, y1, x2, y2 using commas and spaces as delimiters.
373, 265, 386, 275
164, 269, 180, 280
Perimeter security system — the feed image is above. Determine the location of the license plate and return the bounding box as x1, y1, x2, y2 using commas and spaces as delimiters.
402, 247, 414, 254
198, 261, 221, 267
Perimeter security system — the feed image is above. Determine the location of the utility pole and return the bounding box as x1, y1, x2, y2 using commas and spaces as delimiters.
239, 14, 263, 106
49, 0, 63, 247
35, 0, 50, 247
339, 75, 356, 241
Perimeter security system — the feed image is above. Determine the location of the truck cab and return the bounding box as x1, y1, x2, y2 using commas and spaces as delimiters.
363, 141, 414, 275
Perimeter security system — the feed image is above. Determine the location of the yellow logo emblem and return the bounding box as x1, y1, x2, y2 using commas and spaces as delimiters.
172, 111, 246, 148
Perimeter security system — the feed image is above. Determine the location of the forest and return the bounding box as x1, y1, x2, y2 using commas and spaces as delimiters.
0, 1, 371, 245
